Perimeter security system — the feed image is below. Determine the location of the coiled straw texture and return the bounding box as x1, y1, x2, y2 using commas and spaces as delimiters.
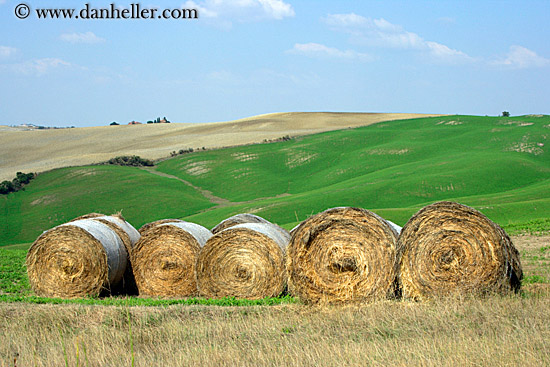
197, 222, 290, 299
132, 221, 212, 297
286, 207, 399, 304
211, 213, 272, 234
26, 219, 128, 298
397, 201, 522, 300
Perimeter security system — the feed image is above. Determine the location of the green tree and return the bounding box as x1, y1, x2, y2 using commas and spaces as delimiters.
502, 111, 510, 117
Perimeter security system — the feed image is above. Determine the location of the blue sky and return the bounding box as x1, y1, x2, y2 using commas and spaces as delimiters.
1, 0, 549, 127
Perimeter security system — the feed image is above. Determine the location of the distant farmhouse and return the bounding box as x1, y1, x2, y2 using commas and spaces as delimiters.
146, 117, 170, 124
112, 117, 170, 126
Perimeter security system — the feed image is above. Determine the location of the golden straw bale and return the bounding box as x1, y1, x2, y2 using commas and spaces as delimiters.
132, 221, 212, 297
211, 213, 271, 234
26, 219, 128, 298
70, 213, 105, 221
286, 207, 399, 304
397, 201, 522, 300
138, 218, 185, 234
90, 215, 141, 294
197, 222, 290, 299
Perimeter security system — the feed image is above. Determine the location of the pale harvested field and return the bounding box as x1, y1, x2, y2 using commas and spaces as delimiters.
1, 235, 549, 366
1, 293, 549, 366
0, 112, 442, 181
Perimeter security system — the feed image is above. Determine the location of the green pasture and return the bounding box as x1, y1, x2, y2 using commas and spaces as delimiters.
1, 114, 549, 247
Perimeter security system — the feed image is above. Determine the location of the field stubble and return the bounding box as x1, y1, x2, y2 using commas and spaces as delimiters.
0, 235, 549, 366
1, 295, 549, 366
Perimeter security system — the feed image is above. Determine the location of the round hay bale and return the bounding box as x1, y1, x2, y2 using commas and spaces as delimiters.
132, 222, 212, 297
92, 215, 140, 250
211, 213, 271, 234
197, 222, 290, 299
386, 220, 402, 235
196, 222, 290, 299
26, 219, 128, 298
286, 207, 399, 304
91, 215, 141, 295
70, 212, 105, 221
138, 219, 185, 235
397, 201, 523, 300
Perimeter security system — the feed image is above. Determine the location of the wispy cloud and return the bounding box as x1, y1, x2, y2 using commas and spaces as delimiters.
6, 58, 73, 76
491, 45, 550, 69
425, 41, 474, 64
288, 43, 373, 61
184, 0, 294, 22
0, 46, 17, 59
60, 31, 105, 44
323, 13, 474, 64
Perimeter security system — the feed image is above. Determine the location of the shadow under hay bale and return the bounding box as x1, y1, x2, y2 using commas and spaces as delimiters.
211, 213, 272, 234
26, 219, 128, 298
197, 222, 290, 299
286, 207, 399, 305
132, 221, 212, 297
396, 201, 523, 300
91, 215, 140, 295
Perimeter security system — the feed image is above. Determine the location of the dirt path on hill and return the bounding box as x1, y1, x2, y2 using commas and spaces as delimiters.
141, 166, 291, 210
140, 167, 230, 205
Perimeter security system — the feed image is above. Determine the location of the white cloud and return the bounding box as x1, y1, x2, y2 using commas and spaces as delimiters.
9, 58, 73, 75
0, 46, 17, 59
492, 45, 550, 69
425, 41, 474, 64
323, 13, 369, 28
258, 0, 294, 20
184, 1, 217, 17
323, 13, 474, 64
288, 43, 373, 61
60, 32, 105, 44
184, 0, 294, 22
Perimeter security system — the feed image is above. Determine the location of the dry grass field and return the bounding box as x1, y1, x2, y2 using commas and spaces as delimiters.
0, 112, 441, 181
1, 235, 549, 367
1, 293, 548, 367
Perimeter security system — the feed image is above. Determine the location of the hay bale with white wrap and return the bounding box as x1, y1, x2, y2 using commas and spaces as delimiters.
90, 214, 140, 294
70, 213, 105, 221
26, 219, 128, 298
197, 222, 290, 299
132, 221, 212, 297
286, 207, 399, 304
397, 201, 522, 300
138, 218, 185, 235
211, 213, 271, 234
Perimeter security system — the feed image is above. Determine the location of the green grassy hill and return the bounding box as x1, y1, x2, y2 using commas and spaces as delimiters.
1, 115, 549, 246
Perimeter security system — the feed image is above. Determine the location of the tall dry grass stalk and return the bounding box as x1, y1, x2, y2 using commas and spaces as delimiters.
1, 293, 549, 366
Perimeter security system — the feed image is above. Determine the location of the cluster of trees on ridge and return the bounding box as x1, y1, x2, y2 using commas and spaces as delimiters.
0, 172, 35, 195
110, 117, 170, 125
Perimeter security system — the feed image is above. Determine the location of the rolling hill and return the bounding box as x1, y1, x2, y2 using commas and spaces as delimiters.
0, 112, 439, 182
1, 114, 549, 246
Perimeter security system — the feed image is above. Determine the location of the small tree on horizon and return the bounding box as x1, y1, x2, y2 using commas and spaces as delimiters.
502, 111, 510, 117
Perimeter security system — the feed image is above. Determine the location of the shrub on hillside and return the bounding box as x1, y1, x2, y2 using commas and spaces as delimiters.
107, 156, 154, 167
0, 172, 36, 195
